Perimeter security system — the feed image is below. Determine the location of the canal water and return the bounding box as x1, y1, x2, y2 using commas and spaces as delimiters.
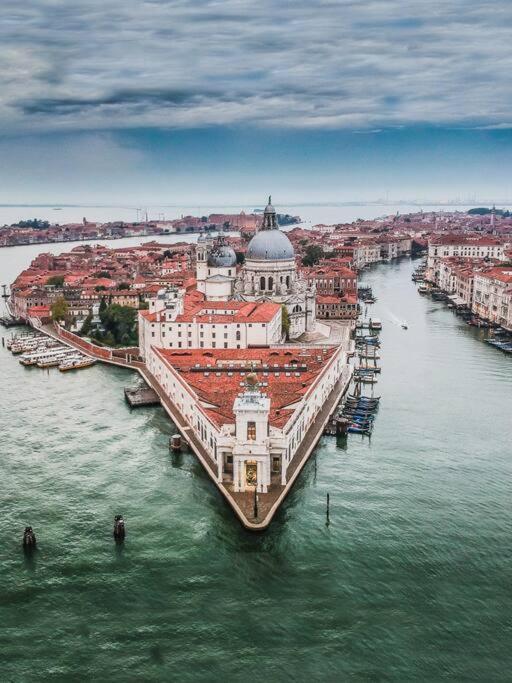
1, 255, 512, 680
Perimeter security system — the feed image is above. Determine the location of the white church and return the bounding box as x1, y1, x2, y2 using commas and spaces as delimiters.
196, 197, 316, 339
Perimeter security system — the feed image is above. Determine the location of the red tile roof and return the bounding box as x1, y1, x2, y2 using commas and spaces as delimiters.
155, 346, 337, 430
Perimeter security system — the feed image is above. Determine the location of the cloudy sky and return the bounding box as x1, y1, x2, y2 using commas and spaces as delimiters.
2, 0, 512, 205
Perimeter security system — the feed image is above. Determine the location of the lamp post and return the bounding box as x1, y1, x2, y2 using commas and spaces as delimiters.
253, 480, 258, 519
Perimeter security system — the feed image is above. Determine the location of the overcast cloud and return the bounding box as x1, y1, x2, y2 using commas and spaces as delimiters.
1, 0, 512, 135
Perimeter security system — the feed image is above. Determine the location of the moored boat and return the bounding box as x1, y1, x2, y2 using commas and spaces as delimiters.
59, 356, 96, 371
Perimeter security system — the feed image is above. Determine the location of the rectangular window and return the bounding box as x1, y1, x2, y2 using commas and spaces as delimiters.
247, 421, 256, 440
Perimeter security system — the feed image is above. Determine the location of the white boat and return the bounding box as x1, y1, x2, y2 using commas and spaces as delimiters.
20, 346, 67, 366
36, 349, 76, 368
59, 355, 96, 371
369, 318, 382, 330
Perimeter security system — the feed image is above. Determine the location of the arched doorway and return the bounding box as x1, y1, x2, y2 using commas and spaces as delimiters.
245, 461, 257, 487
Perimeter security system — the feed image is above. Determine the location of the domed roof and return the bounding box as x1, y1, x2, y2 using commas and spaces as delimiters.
207, 243, 237, 268
246, 229, 294, 261
264, 196, 276, 214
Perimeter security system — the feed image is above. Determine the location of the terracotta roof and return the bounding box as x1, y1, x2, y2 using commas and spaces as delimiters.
141, 298, 280, 324
155, 346, 338, 430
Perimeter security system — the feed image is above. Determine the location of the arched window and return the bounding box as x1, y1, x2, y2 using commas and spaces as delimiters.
260, 276, 265, 291
268, 276, 273, 291
293, 304, 302, 313
286, 275, 290, 288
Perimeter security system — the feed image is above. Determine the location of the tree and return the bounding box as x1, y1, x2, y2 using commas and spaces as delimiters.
51, 297, 68, 323
302, 244, 324, 267
281, 305, 290, 339
79, 312, 93, 336
13, 218, 50, 230
93, 303, 138, 347
236, 251, 245, 265
94, 270, 111, 278
118, 282, 130, 290
95, 285, 107, 292
99, 297, 107, 314
46, 275, 64, 287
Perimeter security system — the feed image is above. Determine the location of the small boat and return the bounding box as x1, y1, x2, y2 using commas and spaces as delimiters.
369, 318, 382, 331
347, 424, 372, 435
418, 285, 428, 294
59, 356, 96, 371
401, 322, 408, 330
363, 297, 376, 304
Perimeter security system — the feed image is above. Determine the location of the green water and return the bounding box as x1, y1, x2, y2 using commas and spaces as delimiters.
1, 258, 511, 681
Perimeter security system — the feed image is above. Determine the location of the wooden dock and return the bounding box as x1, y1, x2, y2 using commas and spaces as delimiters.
124, 385, 160, 407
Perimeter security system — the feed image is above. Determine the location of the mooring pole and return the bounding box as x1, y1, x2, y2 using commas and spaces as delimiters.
253, 484, 258, 519
326, 493, 330, 526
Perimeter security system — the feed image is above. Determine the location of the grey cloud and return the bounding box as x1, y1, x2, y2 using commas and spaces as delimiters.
1, 0, 512, 133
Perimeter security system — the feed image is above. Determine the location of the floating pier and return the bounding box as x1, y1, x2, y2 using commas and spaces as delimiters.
124, 384, 160, 407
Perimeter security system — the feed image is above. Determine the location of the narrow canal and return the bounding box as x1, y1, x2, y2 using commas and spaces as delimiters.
1, 256, 511, 680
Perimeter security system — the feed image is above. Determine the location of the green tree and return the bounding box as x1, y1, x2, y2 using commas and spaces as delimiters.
302, 244, 324, 267
118, 282, 130, 290
51, 296, 69, 322
99, 297, 108, 314
95, 285, 107, 292
93, 303, 138, 347
235, 251, 245, 265
281, 305, 290, 339
14, 218, 50, 230
46, 275, 64, 287
80, 312, 93, 336
94, 270, 111, 278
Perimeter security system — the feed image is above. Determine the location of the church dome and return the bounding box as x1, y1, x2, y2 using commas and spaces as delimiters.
246, 229, 294, 261
207, 244, 237, 268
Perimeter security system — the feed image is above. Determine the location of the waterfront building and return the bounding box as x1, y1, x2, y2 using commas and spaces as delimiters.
472, 267, 512, 330
426, 235, 505, 283
145, 345, 350, 494
316, 294, 358, 319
